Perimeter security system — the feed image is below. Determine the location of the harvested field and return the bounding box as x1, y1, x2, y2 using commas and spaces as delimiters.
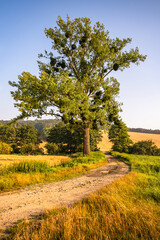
98, 131, 160, 151
129, 132, 160, 147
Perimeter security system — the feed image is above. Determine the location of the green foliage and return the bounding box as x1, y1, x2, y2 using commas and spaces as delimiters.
19, 125, 41, 145
0, 125, 17, 145
0, 119, 60, 140
129, 140, 160, 156
9, 16, 146, 154
0, 124, 41, 154
109, 119, 133, 152
45, 143, 60, 154
20, 143, 44, 155
47, 122, 83, 153
46, 122, 102, 153
0, 142, 13, 154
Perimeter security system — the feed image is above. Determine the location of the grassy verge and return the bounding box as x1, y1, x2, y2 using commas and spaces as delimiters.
0, 151, 106, 193
5, 152, 160, 240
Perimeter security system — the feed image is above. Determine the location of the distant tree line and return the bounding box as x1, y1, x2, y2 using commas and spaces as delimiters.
0, 120, 102, 155
0, 119, 60, 140
0, 118, 160, 156
1, 120, 159, 136
0, 124, 43, 154
129, 128, 160, 135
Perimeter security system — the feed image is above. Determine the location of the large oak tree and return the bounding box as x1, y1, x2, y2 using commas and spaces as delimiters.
9, 16, 146, 154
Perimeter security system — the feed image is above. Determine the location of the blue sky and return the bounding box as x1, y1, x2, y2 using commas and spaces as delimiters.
0, 0, 160, 129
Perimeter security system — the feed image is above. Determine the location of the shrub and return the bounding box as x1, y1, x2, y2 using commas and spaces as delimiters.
45, 143, 60, 154
20, 143, 44, 155
0, 142, 13, 154
129, 140, 160, 155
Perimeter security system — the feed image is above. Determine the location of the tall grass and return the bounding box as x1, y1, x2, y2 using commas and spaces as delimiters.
0, 154, 71, 167
0, 151, 107, 192
6, 153, 160, 240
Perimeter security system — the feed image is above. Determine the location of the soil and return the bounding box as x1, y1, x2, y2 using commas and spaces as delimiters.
0, 153, 130, 236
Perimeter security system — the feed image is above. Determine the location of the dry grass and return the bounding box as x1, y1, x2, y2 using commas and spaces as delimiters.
39, 141, 48, 154
0, 152, 107, 193
98, 132, 113, 151
98, 131, 160, 151
7, 171, 160, 240
0, 154, 71, 167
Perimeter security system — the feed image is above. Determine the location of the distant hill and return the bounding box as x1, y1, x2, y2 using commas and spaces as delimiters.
0, 119, 159, 135
0, 119, 60, 140
129, 128, 160, 135
0, 119, 59, 129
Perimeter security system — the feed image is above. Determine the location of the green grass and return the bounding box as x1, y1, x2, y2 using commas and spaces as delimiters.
5, 152, 160, 240
0, 151, 107, 192
112, 151, 160, 175
111, 152, 160, 203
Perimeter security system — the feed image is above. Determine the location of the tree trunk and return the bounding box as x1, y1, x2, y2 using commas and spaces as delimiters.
83, 127, 90, 155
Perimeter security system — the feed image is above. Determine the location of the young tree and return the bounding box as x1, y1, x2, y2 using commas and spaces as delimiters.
9, 16, 146, 154
108, 119, 133, 152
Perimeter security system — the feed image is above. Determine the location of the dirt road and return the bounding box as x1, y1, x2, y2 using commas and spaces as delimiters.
0, 153, 129, 234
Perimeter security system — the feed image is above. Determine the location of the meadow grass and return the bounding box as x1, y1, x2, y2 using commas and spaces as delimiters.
0, 151, 107, 192
6, 153, 160, 240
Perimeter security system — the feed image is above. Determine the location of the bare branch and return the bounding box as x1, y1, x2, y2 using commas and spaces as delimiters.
88, 90, 95, 98
103, 69, 113, 78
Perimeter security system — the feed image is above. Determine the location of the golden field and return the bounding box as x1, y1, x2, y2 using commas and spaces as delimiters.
0, 154, 71, 167
98, 131, 160, 151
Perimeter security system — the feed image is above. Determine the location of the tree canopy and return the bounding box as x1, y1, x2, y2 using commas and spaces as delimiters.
9, 16, 146, 154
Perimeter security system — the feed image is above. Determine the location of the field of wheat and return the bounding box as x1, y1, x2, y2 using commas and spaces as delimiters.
0, 155, 71, 167
98, 131, 160, 151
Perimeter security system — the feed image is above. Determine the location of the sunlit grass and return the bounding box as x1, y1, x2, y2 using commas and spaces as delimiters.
0, 152, 107, 192
0, 154, 71, 167
6, 153, 160, 240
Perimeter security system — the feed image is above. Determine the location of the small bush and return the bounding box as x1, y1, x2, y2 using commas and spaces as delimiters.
45, 143, 60, 154
20, 143, 44, 155
0, 142, 13, 154
129, 140, 160, 156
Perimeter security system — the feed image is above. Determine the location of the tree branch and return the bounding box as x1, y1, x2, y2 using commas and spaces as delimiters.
69, 56, 80, 79
103, 69, 113, 78
76, 124, 85, 132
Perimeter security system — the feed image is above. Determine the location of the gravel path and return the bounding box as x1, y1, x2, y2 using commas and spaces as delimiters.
0, 153, 130, 234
